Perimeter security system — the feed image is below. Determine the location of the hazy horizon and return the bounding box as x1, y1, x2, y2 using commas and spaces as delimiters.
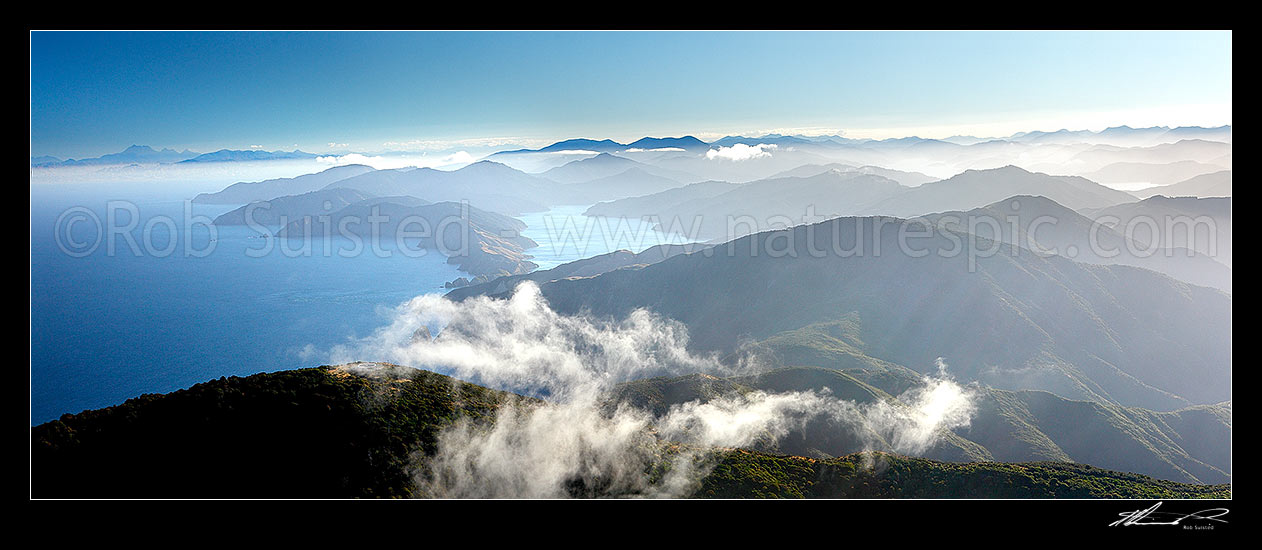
31, 31, 1231, 160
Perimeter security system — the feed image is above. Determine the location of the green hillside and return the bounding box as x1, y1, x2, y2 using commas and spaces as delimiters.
530, 216, 1231, 411
698, 450, 1229, 499
31, 365, 1229, 499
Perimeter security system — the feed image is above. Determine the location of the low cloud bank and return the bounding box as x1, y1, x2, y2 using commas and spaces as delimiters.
705, 143, 777, 161
327, 282, 975, 498
315, 151, 474, 170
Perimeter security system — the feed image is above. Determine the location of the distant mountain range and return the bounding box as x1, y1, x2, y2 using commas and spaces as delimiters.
767, 163, 939, 187
540, 152, 700, 184
192, 164, 376, 204
648, 170, 909, 240
582, 166, 1138, 241
30, 145, 199, 166
178, 149, 317, 163
320, 160, 570, 215
31, 145, 319, 167
859, 165, 1137, 217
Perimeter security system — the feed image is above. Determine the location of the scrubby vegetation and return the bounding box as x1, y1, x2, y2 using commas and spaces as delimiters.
697, 450, 1230, 499
31, 364, 515, 498
31, 365, 1230, 499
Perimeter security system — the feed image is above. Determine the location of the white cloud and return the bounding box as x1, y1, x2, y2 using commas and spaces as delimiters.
705, 143, 777, 161
382, 136, 547, 152
545, 149, 602, 155
314, 151, 475, 170
315, 283, 977, 498
625, 147, 686, 153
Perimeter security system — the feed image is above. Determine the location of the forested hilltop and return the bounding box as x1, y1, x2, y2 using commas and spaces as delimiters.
31, 365, 1229, 499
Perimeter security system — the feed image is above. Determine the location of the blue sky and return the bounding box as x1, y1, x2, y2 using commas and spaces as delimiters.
30, 31, 1231, 159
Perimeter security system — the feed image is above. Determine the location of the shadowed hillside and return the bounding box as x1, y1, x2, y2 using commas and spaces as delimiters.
31, 365, 1229, 499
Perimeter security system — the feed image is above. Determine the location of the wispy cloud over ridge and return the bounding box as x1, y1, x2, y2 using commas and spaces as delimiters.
321, 283, 976, 498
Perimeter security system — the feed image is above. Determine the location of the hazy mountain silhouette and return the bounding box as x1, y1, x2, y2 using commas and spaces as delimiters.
1081, 195, 1232, 267
31, 145, 199, 166
322, 160, 571, 214
861, 165, 1136, 217
1081, 160, 1227, 187
920, 195, 1231, 292
626, 135, 710, 152
212, 188, 377, 226
1133, 170, 1231, 198
521, 216, 1230, 410
584, 180, 744, 218
276, 199, 538, 277
541, 152, 699, 184
180, 149, 318, 163
768, 163, 939, 187
563, 167, 687, 203
643, 171, 909, 240
192, 164, 376, 205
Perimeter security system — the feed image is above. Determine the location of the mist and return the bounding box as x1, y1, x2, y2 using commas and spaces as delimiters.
324, 282, 977, 498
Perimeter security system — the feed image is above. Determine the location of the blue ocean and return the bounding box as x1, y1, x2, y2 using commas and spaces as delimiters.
30, 183, 694, 424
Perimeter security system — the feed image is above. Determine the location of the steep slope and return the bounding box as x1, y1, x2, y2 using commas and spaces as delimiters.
31, 364, 519, 498
526, 216, 1231, 410
1081, 195, 1232, 267
32, 365, 1231, 499
617, 361, 1229, 484
959, 388, 1230, 484
32, 365, 1229, 498
699, 451, 1229, 499
920, 195, 1231, 292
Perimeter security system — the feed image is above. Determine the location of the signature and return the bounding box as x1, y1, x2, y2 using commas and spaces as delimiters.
1110, 502, 1230, 527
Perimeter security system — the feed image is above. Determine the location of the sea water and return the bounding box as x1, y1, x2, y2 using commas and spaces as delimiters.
30, 191, 698, 424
